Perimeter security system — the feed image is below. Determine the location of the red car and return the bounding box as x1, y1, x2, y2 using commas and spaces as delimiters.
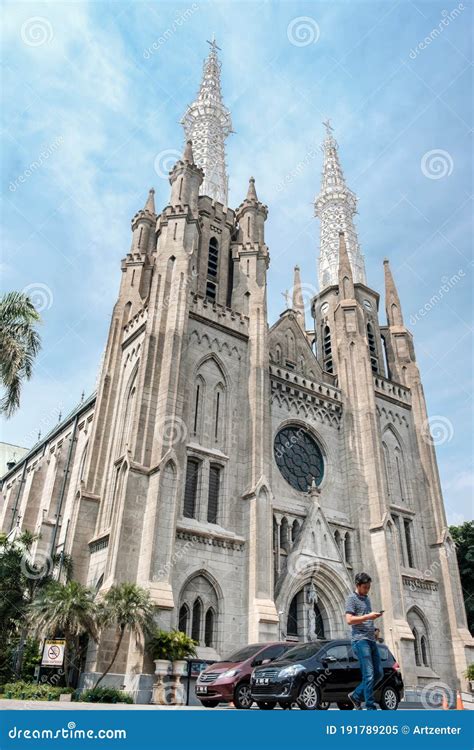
195, 642, 292, 709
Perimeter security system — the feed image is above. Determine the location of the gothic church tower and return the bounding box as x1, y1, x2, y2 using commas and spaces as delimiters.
1, 41, 471, 701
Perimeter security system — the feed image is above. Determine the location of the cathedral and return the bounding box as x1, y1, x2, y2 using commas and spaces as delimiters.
1, 41, 472, 702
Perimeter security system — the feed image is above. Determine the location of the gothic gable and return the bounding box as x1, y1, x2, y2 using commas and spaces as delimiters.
269, 311, 323, 380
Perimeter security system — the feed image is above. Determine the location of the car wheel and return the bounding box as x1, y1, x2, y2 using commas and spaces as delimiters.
200, 700, 219, 708
337, 702, 354, 710
233, 682, 253, 709
318, 700, 330, 710
379, 686, 399, 710
256, 701, 276, 710
297, 681, 320, 710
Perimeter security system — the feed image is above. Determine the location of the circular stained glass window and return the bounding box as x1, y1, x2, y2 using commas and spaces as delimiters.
274, 426, 324, 492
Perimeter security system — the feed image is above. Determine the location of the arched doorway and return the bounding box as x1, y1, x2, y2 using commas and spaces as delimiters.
285, 581, 331, 641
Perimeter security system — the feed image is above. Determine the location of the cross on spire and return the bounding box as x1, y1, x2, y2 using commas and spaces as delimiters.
322, 118, 333, 136
207, 34, 221, 52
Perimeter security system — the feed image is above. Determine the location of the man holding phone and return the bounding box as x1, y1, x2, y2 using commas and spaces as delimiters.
345, 572, 384, 710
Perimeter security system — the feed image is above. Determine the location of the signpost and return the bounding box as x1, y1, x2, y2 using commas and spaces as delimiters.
41, 639, 66, 668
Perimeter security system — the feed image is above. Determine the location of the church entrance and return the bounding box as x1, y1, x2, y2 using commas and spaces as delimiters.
285, 580, 330, 641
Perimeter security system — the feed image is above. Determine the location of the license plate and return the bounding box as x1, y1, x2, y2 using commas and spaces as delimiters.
196, 686, 208, 694
256, 678, 269, 684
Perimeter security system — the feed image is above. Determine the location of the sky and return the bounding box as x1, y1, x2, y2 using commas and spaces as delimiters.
1, 0, 472, 523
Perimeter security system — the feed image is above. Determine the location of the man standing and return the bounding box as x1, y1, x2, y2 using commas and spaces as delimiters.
345, 572, 383, 710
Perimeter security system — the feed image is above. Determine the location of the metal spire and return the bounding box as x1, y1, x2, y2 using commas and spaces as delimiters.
181, 39, 232, 206
315, 123, 367, 290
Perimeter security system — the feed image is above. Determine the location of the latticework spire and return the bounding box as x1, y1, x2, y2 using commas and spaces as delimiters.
315, 121, 367, 290
181, 38, 232, 206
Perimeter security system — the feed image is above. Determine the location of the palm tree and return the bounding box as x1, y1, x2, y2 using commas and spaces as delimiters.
0, 291, 41, 417
29, 581, 99, 686
95, 583, 154, 689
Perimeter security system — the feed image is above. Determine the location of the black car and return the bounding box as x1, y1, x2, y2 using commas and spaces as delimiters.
250, 639, 404, 710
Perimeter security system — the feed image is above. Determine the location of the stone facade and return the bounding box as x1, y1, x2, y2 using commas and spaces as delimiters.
1, 43, 472, 702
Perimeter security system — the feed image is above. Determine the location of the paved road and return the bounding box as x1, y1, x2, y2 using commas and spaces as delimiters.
0, 699, 441, 711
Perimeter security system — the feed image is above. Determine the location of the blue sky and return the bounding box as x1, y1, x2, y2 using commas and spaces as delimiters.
1, 0, 472, 523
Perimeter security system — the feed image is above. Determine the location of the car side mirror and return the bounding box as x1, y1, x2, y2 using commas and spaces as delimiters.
252, 658, 262, 667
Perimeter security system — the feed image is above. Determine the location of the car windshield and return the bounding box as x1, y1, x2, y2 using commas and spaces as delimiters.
221, 644, 262, 663
276, 642, 324, 662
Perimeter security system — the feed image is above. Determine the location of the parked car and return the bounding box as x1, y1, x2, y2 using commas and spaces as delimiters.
250, 639, 404, 710
195, 642, 293, 708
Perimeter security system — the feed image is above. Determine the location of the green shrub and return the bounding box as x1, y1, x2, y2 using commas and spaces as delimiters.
147, 628, 197, 661
79, 686, 133, 704
465, 664, 474, 681
1, 680, 75, 701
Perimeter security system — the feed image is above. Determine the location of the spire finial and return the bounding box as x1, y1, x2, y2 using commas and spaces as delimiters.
183, 139, 195, 164
181, 41, 232, 205
315, 124, 367, 291
292, 264, 306, 328
144, 187, 155, 214
247, 176, 258, 201
384, 258, 404, 327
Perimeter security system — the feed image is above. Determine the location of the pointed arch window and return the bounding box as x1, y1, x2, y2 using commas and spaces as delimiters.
412, 626, 421, 666
291, 519, 300, 543
119, 371, 138, 454
287, 594, 298, 636
367, 323, 378, 373
408, 608, 431, 669
208, 237, 219, 279
323, 325, 333, 373
191, 599, 202, 642
314, 603, 325, 639
207, 464, 221, 524
192, 376, 205, 439
344, 532, 352, 565
184, 458, 200, 518
404, 518, 415, 568
204, 608, 215, 647
179, 575, 219, 649
420, 635, 430, 667
214, 389, 221, 442
193, 384, 201, 436
178, 604, 189, 635
206, 238, 219, 301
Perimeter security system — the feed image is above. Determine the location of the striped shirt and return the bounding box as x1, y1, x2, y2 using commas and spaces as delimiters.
345, 591, 375, 642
